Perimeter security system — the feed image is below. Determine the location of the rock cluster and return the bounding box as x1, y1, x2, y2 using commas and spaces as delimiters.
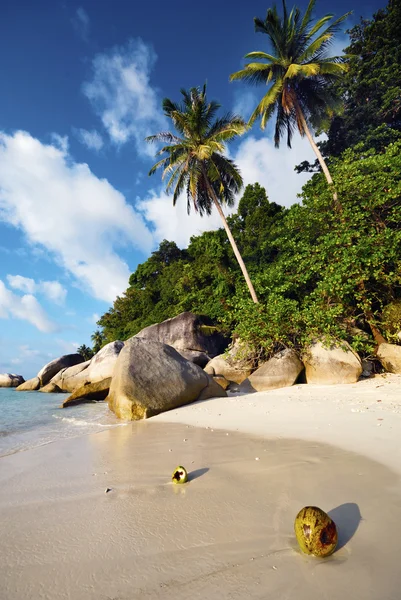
9, 311, 401, 420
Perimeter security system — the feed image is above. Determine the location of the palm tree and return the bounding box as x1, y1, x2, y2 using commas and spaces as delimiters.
230, 0, 350, 211
146, 85, 259, 303
91, 330, 104, 354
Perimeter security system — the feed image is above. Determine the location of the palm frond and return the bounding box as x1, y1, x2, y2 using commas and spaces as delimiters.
244, 51, 279, 62
249, 78, 283, 127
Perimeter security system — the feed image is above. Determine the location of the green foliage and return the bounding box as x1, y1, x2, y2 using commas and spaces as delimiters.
147, 84, 246, 214
321, 0, 401, 157
147, 84, 258, 302
382, 301, 401, 341
77, 345, 94, 361
94, 142, 401, 359
91, 1, 400, 361
91, 330, 106, 354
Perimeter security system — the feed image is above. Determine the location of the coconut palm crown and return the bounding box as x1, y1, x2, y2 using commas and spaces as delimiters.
146, 85, 246, 216
230, 0, 350, 208
146, 85, 259, 303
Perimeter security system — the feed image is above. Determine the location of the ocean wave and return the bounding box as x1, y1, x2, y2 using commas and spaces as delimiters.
52, 414, 117, 428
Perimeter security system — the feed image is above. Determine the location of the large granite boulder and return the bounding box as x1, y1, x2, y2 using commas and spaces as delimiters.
51, 361, 91, 392
16, 376, 40, 391
135, 312, 227, 363
108, 338, 226, 420
377, 343, 401, 374
37, 354, 85, 387
50, 342, 124, 392
303, 340, 362, 384
240, 349, 304, 393
204, 339, 254, 384
0, 373, 25, 388
62, 378, 111, 408
39, 382, 62, 393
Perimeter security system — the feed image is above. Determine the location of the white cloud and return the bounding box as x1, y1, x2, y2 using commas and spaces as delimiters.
0, 280, 57, 333
233, 90, 260, 121
6, 275, 35, 294
7, 275, 67, 305
76, 128, 104, 151
138, 190, 228, 249
40, 281, 67, 304
56, 339, 79, 354
72, 7, 90, 42
234, 134, 316, 208
0, 131, 153, 302
6, 275, 67, 305
51, 133, 69, 154
82, 39, 166, 154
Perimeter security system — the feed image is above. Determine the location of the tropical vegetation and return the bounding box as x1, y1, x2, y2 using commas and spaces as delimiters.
146, 85, 259, 303
230, 0, 349, 209
82, 0, 400, 366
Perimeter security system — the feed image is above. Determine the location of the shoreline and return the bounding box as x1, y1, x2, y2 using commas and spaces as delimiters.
154, 372, 401, 475
1, 373, 401, 599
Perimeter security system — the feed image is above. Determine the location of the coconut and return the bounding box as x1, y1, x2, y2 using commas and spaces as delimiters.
294, 506, 338, 557
172, 466, 188, 484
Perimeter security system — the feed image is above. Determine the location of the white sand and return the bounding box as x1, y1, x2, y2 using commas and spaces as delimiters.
1, 373, 401, 599
155, 373, 401, 475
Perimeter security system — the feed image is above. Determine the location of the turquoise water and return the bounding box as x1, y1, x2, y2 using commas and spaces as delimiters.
0, 388, 124, 457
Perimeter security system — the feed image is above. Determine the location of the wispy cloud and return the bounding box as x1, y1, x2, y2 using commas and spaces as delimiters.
6, 275, 67, 305
0, 280, 58, 333
75, 128, 104, 151
0, 131, 153, 303
72, 7, 90, 43
232, 90, 260, 121
82, 38, 166, 155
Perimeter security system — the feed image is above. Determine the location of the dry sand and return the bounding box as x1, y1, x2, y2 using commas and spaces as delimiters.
1, 374, 401, 599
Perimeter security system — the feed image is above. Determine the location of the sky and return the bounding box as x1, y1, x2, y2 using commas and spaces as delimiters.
0, 0, 383, 377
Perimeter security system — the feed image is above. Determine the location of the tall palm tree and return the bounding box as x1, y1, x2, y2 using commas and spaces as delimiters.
230, 0, 349, 210
146, 85, 259, 303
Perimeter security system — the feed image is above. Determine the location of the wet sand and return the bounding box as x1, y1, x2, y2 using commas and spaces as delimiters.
1, 418, 401, 599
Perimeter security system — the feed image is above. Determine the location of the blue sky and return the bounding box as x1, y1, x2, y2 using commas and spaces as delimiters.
0, 0, 383, 377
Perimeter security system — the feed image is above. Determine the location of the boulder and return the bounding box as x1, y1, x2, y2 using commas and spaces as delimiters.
37, 354, 85, 387
62, 378, 112, 408
0, 373, 25, 388
178, 349, 211, 368
51, 361, 91, 392
107, 338, 226, 420
49, 342, 124, 392
303, 340, 362, 384
377, 343, 401, 374
240, 349, 304, 393
135, 312, 227, 362
213, 375, 230, 390
198, 375, 228, 401
39, 382, 63, 393
204, 339, 254, 384
16, 376, 40, 391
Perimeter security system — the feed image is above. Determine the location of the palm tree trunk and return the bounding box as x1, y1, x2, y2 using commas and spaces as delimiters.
297, 108, 343, 213
203, 176, 259, 304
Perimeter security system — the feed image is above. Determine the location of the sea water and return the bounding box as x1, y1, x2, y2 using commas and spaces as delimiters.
0, 388, 125, 457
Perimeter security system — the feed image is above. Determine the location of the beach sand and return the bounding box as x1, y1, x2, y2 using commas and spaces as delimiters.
1, 374, 401, 599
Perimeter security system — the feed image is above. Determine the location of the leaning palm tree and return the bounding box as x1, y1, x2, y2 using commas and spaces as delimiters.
230, 0, 349, 210
146, 85, 259, 303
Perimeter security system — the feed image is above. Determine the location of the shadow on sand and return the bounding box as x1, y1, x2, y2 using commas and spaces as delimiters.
188, 467, 209, 481
328, 502, 362, 550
